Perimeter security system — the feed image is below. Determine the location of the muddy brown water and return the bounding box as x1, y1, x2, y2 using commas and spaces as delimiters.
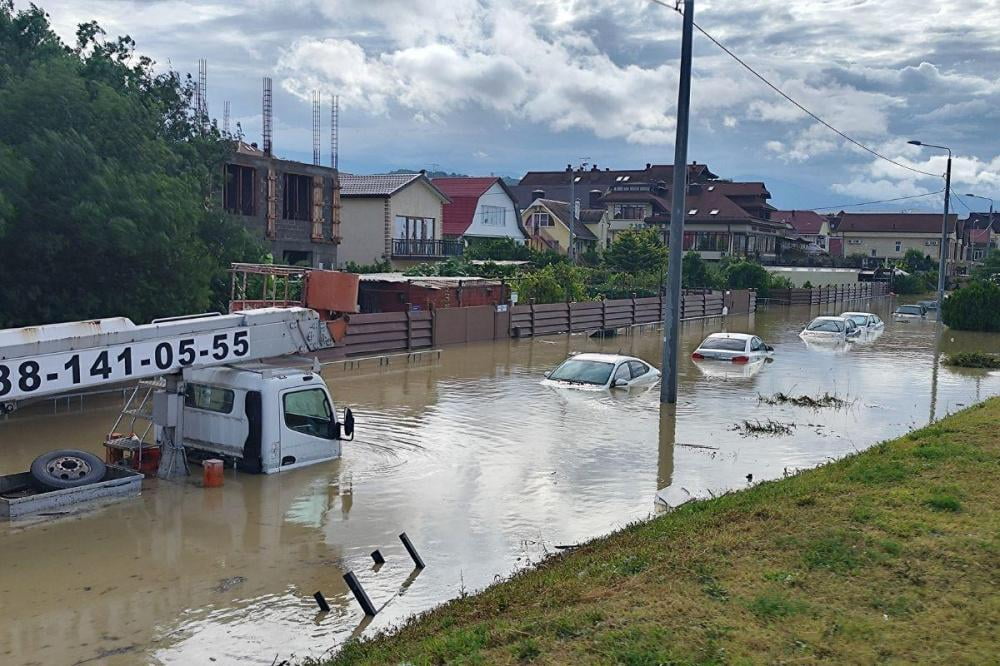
1, 297, 998, 665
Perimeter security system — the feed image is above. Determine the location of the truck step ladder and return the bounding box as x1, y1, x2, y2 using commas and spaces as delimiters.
105, 379, 164, 473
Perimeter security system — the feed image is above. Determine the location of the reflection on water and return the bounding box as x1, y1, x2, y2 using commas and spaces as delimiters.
1, 297, 998, 665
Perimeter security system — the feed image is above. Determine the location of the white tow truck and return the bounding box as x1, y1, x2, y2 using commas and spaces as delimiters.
0, 306, 354, 508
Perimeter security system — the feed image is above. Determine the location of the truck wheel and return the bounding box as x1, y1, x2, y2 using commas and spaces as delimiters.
30, 449, 107, 491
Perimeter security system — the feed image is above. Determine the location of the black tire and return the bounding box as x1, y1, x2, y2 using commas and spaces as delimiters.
30, 449, 107, 491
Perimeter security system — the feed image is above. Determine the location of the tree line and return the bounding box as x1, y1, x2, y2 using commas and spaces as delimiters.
0, 3, 262, 328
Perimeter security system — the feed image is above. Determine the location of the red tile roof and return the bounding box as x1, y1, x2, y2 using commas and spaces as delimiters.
771, 210, 828, 234
432, 177, 504, 236
836, 212, 958, 234
969, 228, 992, 245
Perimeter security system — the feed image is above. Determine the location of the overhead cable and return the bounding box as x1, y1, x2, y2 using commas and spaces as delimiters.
648, 0, 942, 179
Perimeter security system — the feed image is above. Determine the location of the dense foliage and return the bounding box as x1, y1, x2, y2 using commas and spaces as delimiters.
603, 228, 667, 274
0, 3, 262, 327
941, 280, 1000, 332
972, 249, 1000, 283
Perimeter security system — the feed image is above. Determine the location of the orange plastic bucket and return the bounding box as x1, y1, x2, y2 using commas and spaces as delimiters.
203, 459, 224, 488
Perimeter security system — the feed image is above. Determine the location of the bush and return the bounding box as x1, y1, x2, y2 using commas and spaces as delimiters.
603, 228, 667, 274
464, 238, 532, 261
682, 251, 721, 289
513, 263, 586, 304
892, 274, 930, 295
722, 260, 772, 292
802, 280, 814, 289
343, 259, 393, 274
943, 352, 1000, 369
940, 280, 1000, 331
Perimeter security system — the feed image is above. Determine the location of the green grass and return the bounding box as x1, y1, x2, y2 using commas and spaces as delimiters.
316, 399, 1000, 665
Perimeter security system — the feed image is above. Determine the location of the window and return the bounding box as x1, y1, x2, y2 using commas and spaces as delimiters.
481, 205, 505, 226
548, 359, 614, 385
925, 239, 939, 246
613, 364, 631, 384
224, 164, 256, 216
573, 176, 581, 183
283, 388, 334, 439
688, 208, 698, 215
395, 216, 435, 240
848, 239, 863, 245
683, 231, 729, 251
973, 249, 985, 260
282, 173, 312, 221
628, 361, 649, 379
709, 209, 719, 215
870, 249, 877, 257
185, 384, 235, 414
531, 211, 552, 227
612, 204, 645, 220
895, 241, 902, 252
750, 337, 764, 352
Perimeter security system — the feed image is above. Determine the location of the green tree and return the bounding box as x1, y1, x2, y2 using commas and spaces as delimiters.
464, 237, 532, 261
972, 249, 1000, 283
941, 280, 1000, 332
681, 251, 720, 288
722, 260, 772, 291
513, 263, 586, 304
0, 3, 262, 327
900, 248, 934, 273
603, 228, 667, 274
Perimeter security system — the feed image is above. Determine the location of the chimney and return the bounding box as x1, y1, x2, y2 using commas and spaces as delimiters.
655, 180, 668, 195
591, 164, 598, 171
645, 163, 652, 170
589, 189, 602, 208
531, 189, 545, 201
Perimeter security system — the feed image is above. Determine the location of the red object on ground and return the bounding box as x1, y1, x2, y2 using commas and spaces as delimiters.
203, 459, 224, 488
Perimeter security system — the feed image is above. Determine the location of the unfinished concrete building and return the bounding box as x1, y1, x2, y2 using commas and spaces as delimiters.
223, 141, 342, 268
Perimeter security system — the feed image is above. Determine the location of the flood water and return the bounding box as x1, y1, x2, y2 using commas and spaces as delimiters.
1, 297, 998, 665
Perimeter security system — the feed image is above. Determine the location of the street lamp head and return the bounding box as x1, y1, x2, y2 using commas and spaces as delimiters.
907, 140, 922, 146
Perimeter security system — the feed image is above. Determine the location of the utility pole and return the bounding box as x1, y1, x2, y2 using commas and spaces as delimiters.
660, 0, 694, 404
567, 164, 576, 263
907, 140, 951, 308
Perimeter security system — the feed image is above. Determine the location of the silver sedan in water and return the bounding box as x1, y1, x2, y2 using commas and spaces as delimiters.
543, 353, 661, 390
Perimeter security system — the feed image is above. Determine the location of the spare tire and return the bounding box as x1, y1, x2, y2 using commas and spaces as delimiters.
30, 449, 107, 491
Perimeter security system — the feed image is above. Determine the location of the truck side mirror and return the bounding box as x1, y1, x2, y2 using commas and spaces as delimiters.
343, 408, 355, 439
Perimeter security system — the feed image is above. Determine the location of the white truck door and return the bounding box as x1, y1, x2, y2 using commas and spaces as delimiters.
277, 386, 340, 469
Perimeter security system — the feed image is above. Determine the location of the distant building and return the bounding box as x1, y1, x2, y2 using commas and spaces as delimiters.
431, 177, 526, 248
831, 212, 962, 270
338, 172, 454, 268
963, 212, 998, 261
514, 162, 783, 260
223, 142, 341, 268
520, 198, 603, 256
357, 274, 509, 313
770, 210, 832, 253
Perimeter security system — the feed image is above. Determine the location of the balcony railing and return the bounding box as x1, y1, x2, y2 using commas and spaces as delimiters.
391, 238, 464, 258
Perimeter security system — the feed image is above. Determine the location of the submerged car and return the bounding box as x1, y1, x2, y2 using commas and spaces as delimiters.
800, 316, 860, 342
917, 299, 938, 311
892, 304, 927, 320
839, 311, 885, 331
691, 332, 774, 364
543, 353, 660, 389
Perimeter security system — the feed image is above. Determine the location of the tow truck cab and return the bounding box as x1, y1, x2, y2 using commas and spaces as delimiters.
174, 364, 351, 474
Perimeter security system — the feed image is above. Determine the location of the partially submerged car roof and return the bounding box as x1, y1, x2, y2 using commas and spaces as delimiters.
841, 311, 874, 317
568, 352, 635, 363
703, 332, 753, 341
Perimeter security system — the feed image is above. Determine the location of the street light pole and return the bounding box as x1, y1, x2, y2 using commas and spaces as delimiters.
660, 0, 694, 404
567, 164, 576, 263
907, 140, 951, 307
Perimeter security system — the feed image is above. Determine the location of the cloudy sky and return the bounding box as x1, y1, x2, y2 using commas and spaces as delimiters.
25, 0, 1000, 211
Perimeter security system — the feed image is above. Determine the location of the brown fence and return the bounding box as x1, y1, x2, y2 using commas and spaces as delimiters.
336, 289, 752, 357
765, 282, 888, 306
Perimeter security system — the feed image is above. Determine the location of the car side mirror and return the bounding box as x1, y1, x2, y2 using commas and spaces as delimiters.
765, 345, 775, 352
343, 408, 355, 439
543, 371, 551, 378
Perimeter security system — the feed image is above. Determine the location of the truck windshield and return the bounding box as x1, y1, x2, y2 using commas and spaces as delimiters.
283, 388, 334, 439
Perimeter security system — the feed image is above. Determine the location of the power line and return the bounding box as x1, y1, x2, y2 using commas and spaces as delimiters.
951, 193, 973, 212
808, 189, 945, 211
649, 0, 942, 179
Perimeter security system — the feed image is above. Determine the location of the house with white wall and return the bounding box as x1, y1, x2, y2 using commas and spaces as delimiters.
338, 172, 454, 269
432, 177, 526, 248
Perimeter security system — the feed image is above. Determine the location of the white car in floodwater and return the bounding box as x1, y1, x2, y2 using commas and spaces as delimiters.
543, 353, 660, 390
892, 304, 927, 321
691, 333, 774, 364
840, 312, 885, 332
800, 316, 860, 342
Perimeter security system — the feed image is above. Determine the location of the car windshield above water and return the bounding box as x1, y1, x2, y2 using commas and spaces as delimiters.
806, 319, 845, 333
700, 336, 747, 351
844, 314, 869, 326
548, 358, 615, 385
896, 305, 924, 316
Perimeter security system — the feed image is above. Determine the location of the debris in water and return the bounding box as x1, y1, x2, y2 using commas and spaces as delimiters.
757, 392, 852, 409
214, 576, 247, 593
731, 419, 796, 437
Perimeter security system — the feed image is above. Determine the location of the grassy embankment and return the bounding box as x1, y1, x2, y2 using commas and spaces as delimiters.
323, 399, 1000, 665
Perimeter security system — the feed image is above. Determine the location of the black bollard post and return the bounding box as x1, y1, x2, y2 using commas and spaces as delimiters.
314, 591, 331, 612
399, 532, 426, 569
343, 571, 377, 616
371, 549, 385, 565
